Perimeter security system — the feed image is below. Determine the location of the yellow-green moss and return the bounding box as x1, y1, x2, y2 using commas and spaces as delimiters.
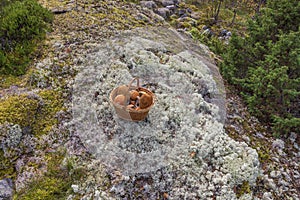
0, 95, 40, 127
14, 150, 85, 200
0, 150, 16, 179
256, 145, 271, 163
0, 89, 64, 137
16, 177, 69, 200
102, 6, 144, 29
35, 89, 64, 136
13, 152, 69, 200
0, 75, 25, 88
235, 181, 251, 198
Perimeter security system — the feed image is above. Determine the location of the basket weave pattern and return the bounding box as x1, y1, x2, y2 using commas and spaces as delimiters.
109, 78, 155, 121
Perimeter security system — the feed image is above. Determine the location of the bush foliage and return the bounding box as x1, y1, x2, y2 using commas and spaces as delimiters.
221, 0, 300, 135
0, 0, 53, 75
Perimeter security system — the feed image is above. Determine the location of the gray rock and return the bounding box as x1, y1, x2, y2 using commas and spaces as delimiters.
272, 139, 285, 150
226, 31, 232, 37
186, 7, 192, 13
71, 184, 79, 193
293, 142, 299, 150
220, 29, 228, 36
190, 11, 201, 20
289, 132, 297, 143
166, 5, 176, 13
135, 13, 150, 23
1, 124, 22, 149
266, 179, 277, 191
262, 192, 273, 200
272, 157, 280, 163
156, 7, 171, 19
94, 190, 100, 199
71, 27, 260, 199
202, 28, 214, 37
178, 9, 186, 17
255, 132, 265, 139
270, 170, 280, 178
0, 178, 13, 200
161, 0, 175, 6
140, 1, 157, 9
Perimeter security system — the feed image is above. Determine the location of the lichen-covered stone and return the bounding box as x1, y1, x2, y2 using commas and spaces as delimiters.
1, 124, 22, 150
71, 27, 260, 199
0, 178, 13, 200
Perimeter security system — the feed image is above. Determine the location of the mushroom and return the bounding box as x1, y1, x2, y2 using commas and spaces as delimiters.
126, 104, 135, 109
114, 94, 126, 105
117, 85, 130, 102
130, 90, 139, 101
139, 92, 152, 109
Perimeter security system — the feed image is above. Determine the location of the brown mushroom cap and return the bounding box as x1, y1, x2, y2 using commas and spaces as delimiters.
117, 85, 129, 96
126, 104, 135, 109
130, 90, 139, 100
114, 94, 126, 105
139, 93, 152, 109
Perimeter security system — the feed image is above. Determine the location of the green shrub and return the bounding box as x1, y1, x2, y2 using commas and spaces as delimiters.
221, 0, 300, 136
190, 27, 225, 55
0, 0, 53, 75
272, 116, 300, 136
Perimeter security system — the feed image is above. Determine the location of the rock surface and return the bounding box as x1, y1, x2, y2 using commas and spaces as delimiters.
0, 178, 13, 200
0, 0, 299, 199
71, 27, 260, 199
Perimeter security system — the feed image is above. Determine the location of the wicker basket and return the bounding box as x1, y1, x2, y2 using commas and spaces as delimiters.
110, 77, 155, 121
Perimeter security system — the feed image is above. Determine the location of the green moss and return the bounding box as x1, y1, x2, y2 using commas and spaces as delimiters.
256, 147, 271, 163
104, 6, 143, 28
0, 150, 16, 179
248, 136, 271, 163
35, 90, 64, 136
14, 150, 86, 200
0, 74, 26, 88
0, 94, 40, 127
242, 120, 253, 134
0, 89, 64, 181
0, 89, 64, 137
235, 181, 251, 198
14, 152, 68, 200
17, 177, 69, 200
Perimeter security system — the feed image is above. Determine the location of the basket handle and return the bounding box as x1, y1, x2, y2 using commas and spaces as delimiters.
128, 77, 140, 88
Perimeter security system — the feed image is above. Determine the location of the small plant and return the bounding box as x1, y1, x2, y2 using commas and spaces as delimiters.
0, 0, 53, 75
235, 181, 251, 198
13, 151, 84, 200
189, 27, 225, 55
